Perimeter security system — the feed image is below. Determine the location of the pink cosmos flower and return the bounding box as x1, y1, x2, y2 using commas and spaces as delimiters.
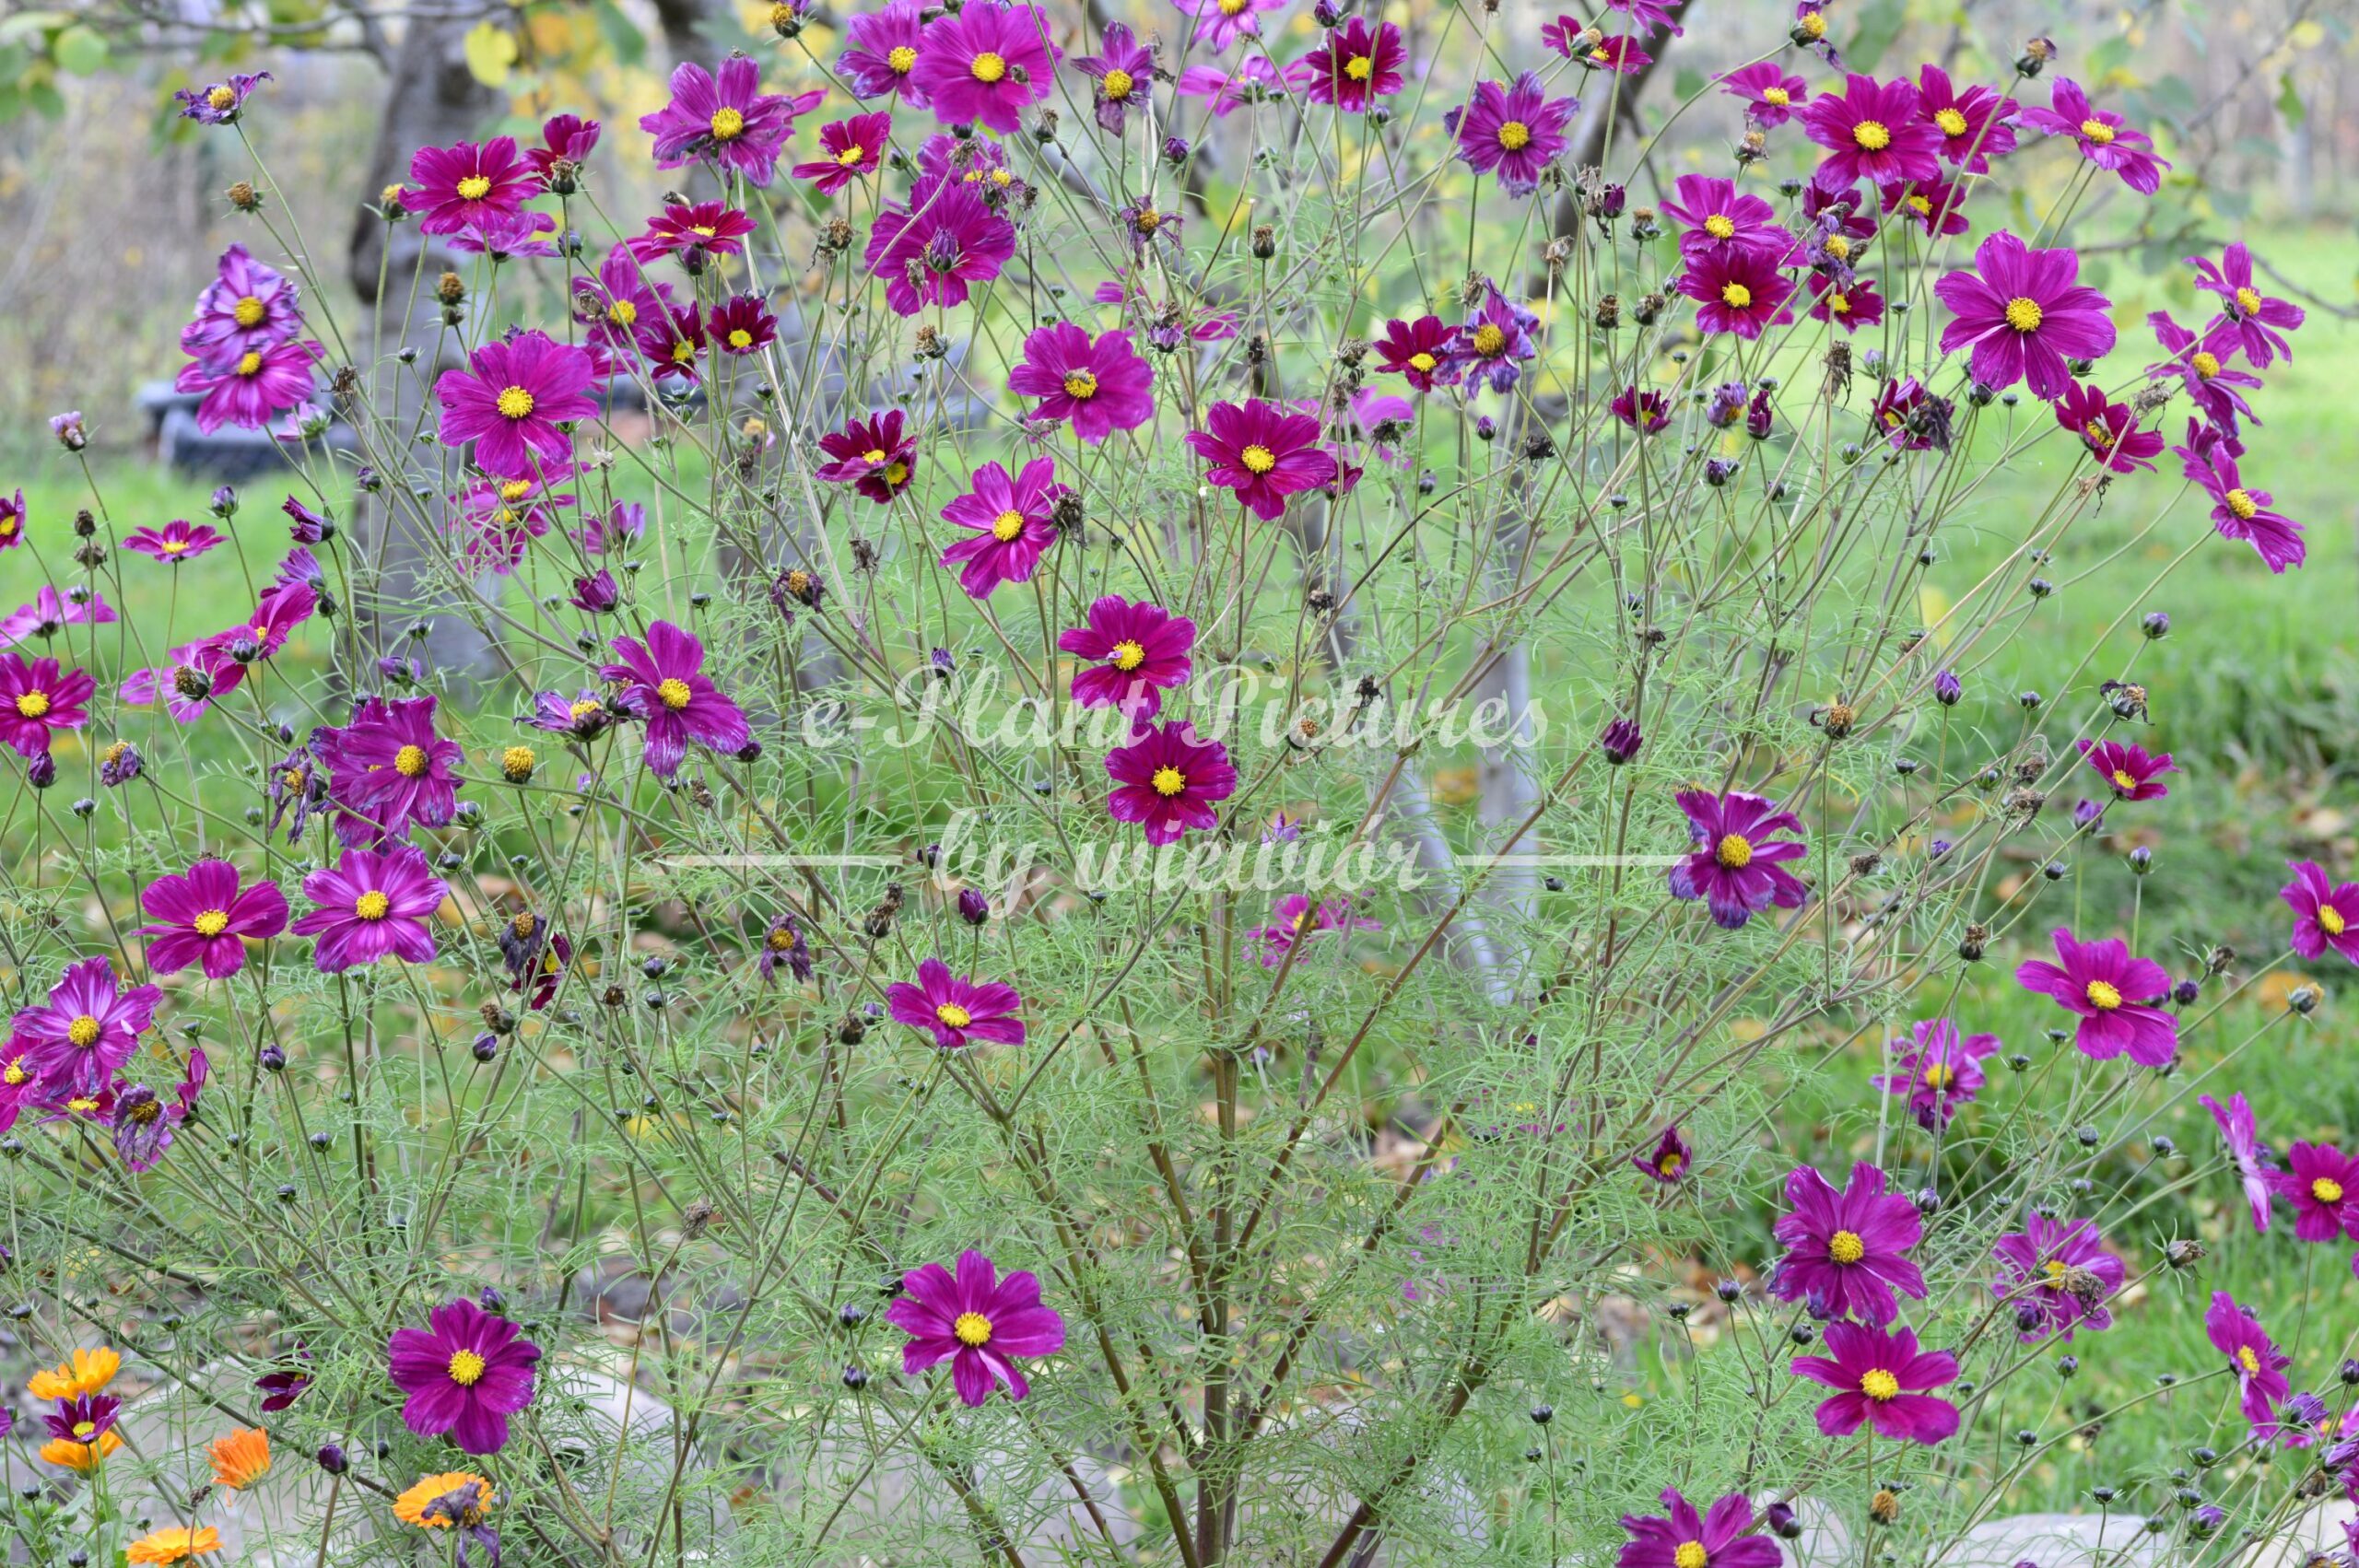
816, 409, 920, 505
1802, 73, 1940, 193
124, 520, 225, 564
1173, 0, 1285, 51
1547, 23, 1650, 73
523, 112, 601, 189
388, 1297, 542, 1456
2206, 1292, 2291, 1426
2177, 435, 2304, 574
2076, 737, 2176, 802
1791, 1320, 1959, 1445
1616, 1490, 1780, 1568
2201, 1091, 2275, 1233
1872, 1017, 1998, 1130
447, 209, 559, 260
912, 2, 1061, 135
181, 243, 301, 367
1007, 322, 1155, 442
1610, 385, 1671, 433
1668, 789, 1807, 929
0, 488, 22, 551
2189, 241, 2304, 369
640, 58, 823, 186
2266, 1141, 2359, 1243
0, 651, 94, 756
938, 458, 1068, 598
1661, 174, 1796, 262
599, 620, 752, 778
2015, 927, 2177, 1067
1807, 271, 1884, 332
1073, 21, 1153, 133
2145, 311, 2261, 434
1449, 74, 1579, 195
1298, 18, 1404, 111
1060, 596, 1195, 718
626, 201, 757, 267
0, 586, 116, 650
1246, 896, 1380, 967
792, 112, 893, 194
2018, 77, 2168, 193
1374, 316, 1458, 392
1106, 721, 1237, 845
839, 0, 932, 103
1991, 1212, 2123, 1341
571, 248, 676, 370
2053, 380, 2163, 474
434, 331, 600, 480
886, 1249, 1064, 1405
1719, 61, 1808, 126
887, 958, 1027, 1049
708, 295, 778, 356
1768, 1162, 1925, 1326
8, 957, 162, 1098
1881, 175, 1972, 238
1175, 56, 1311, 116
1933, 230, 2116, 401
291, 844, 449, 973
176, 337, 322, 434
403, 137, 534, 236
1185, 398, 1337, 521
139, 860, 288, 979
1447, 284, 1541, 392
2282, 860, 2359, 965
1915, 64, 2017, 172
1676, 247, 1796, 339
317, 695, 464, 846
863, 177, 1018, 316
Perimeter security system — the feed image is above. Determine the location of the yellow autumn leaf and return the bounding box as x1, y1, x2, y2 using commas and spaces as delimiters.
464, 21, 519, 88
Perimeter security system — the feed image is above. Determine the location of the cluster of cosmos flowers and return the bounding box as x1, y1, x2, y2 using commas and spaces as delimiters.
1, 0, 2349, 1556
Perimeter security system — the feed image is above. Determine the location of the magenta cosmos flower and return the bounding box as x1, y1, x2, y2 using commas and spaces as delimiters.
939, 458, 1067, 598
2283, 861, 2359, 965
435, 331, 599, 480
291, 844, 449, 973
1881, 175, 1972, 239
317, 695, 464, 845
176, 336, 321, 434
626, 200, 757, 267
1634, 1126, 1691, 1184
792, 111, 893, 194
886, 958, 1026, 1049
839, 0, 931, 103
887, 1250, 1064, 1405
912, 2, 1060, 135
1174, 0, 1285, 51
1916, 64, 2017, 172
1792, 1320, 1959, 1445
2177, 437, 2304, 574
1185, 398, 1336, 521
2015, 928, 2176, 1067
9, 957, 161, 1098
1719, 61, 1809, 127
175, 69, 270, 124
1008, 322, 1155, 443
524, 112, 600, 188
1872, 1016, 1998, 1130
1073, 21, 1152, 133
1555, 26, 1651, 74
2190, 242, 2304, 369
2019, 77, 2168, 194
2054, 380, 2163, 474
403, 137, 534, 237
139, 860, 288, 979
863, 177, 1017, 316
1610, 385, 1670, 434
2077, 737, 2175, 802
181, 243, 301, 366
2207, 1292, 2292, 1426
600, 620, 751, 778
1668, 790, 1807, 930
1298, 18, 1404, 112
640, 58, 821, 186
1447, 286, 1540, 392
1106, 721, 1237, 845
2267, 1141, 2359, 1243
2146, 312, 2261, 434
1676, 247, 1796, 340
1374, 315, 1458, 392
125, 520, 225, 564
1246, 896, 1380, 967
1802, 74, 1939, 193
1992, 1213, 2123, 1342
388, 1297, 541, 1456
1061, 596, 1194, 718
1769, 1162, 1925, 1326
709, 294, 778, 356
1934, 230, 2116, 402
0, 585, 113, 649
2201, 1092, 2276, 1234
1661, 174, 1796, 262
1449, 74, 1579, 196
1176, 55, 1311, 116
1616, 1489, 1781, 1568
0, 651, 94, 757
1808, 272, 1884, 332
816, 409, 918, 504
0, 488, 22, 551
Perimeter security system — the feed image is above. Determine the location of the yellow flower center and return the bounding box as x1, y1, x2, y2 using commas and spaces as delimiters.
495, 385, 534, 420
1660, 1152, 1684, 1175
691, 225, 718, 238
1714, 833, 1753, 869
1825, 234, 1850, 260
393, 743, 429, 778
2189, 351, 2219, 379
1408, 351, 1438, 372
935, 1001, 973, 1028
1239, 444, 1277, 474
1860, 1368, 1900, 1401
1908, 194, 1932, 216
17, 690, 53, 719
456, 175, 492, 201
354, 891, 392, 921
1344, 54, 1374, 80
1497, 120, 1532, 151
1151, 766, 1188, 797
1827, 291, 1851, 314
2078, 119, 2115, 146
2002, 298, 2043, 333
2320, 906, 2346, 936
886, 462, 909, 486
862, 448, 887, 465
954, 1310, 993, 1346
1703, 215, 1736, 240
1062, 369, 1099, 399
230, 295, 268, 328
2224, 488, 2259, 521
729, 329, 754, 348
193, 909, 231, 937
2043, 1259, 2069, 1283
207, 84, 237, 110
970, 51, 1007, 83
1102, 67, 1135, 99
1828, 1230, 1867, 1266
448, 1349, 487, 1386
835, 145, 867, 168
710, 106, 745, 140
498, 478, 533, 502
2236, 287, 2262, 315
1111, 639, 1147, 672
2084, 980, 2122, 1011
2, 1059, 23, 1086
1590, 46, 1612, 62
2313, 1177, 2346, 1205
2237, 1346, 2260, 1374
1218, 0, 1248, 12
1851, 120, 1891, 151
1934, 107, 1968, 136
1720, 282, 1753, 309
991, 509, 1027, 542
1798, 10, 1825, 37
888, 44, 917, 73
236, 351, 263, 377
606, 299, 639, 328
1762, 87, 1790, 106
502, 745, 534, 779
2111, 767, 2138, 790
656, 677, 694, 710
569, 698, 601, 720
1674, 1545, 1709, 1568
66, 1015, 102, 1048
1922, 1061, 1953, 1089
1471, 322, 1508, 356
73, 1421, 96, 1439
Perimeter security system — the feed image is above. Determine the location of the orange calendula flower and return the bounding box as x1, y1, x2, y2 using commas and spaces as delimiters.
208, 1425, 271, 1489
38, 1430, 124, 1470
27, 1345, 121, 1400
394, 1470, 497, 1528
126, 1526, 224, 1563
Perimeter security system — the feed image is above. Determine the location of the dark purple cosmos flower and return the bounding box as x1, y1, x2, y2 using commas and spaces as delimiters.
1175, 55, 1310, 115
1247, 896, 1380, 967
1610, 385, 1671, 434
2267, 1142, 2359, 1242
1872, 1017, 1998, 1130
255, 1354, 311, 1413
1186, 399, 1337, 521
1677, 248, 1797, 340
1803, 74, 1940, 193
9, 957, 161, 1098
124, 519, 226, 565
112, 1061, 204, 1174
1061, 596, 1195, 718
1719, 62, 1809, 127
571, 248, 675, 370
175, 70, 271, 124
2016, 928, 2177, 1066
708, 294, 779, 357
1662, 175, 1796, 262
523, 112, 600, 189
1173, 0, 1285, 50
2019, 77, 2169, 193
912, 1, 1060, 134
1806, 272, 1884, 332
0, 586, 116, 650
757, 912, 813, 983
1668, 789, 1807, 929
434, 331, 598, 480
1916, 64, 2017, 171
1616, 1489, 1780, 1568
1447, 286, 1540, 391
0, 651, 94, 756
2177, 436, 2304, 573
1299, 18, 1404, 111
626, 201, 757, 267
1934, 230, 2116, 402
839, 0, 931, 104
448, 209, 560, 261
293, 845, 448, 973
816, 409, 918, 505
1769, 1163, 1925, 1327
2076, 737, 2176, 802
99, 740, 142, 788
887, 1250, 1064, 1405
2283, 861, 2359, 965
1868, 376, 1952, 451
2145, 311, 2261, 432
1374, 316, 1458, 392
886, 959, 1026, 1049
640, 58, 821, 186
139, 860, 288, 980
1106, 721, 1237, 845
318, 695, 464, 846
182, 244, 301, 366
1792, 1321, 1959, 1445
1599, 717, 1644, 764
1635, 1126, 1692, 1183
1992, 1213, 2124, 1341
863, 176, 1018, 315
2053, 380, 2163, 474
176, 336, 321, 434
388, 1297, 541, 1456
600, 620, 751, 778
1007, 322, 1155, 443
44, 1395, 121, 1447
637, 300, 707, 386
1881, 175, 1972, 238
939, 458, 1067, 599
1449, 74, 1579, 195
0, 488, 21, 551
2207, 1292, 2292, 1426
403, 137, 533, 237
1073, 22, 1153, 133
2189, 242, 2304, 368
792, 111, 892, 193
532, 689, 612, 742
